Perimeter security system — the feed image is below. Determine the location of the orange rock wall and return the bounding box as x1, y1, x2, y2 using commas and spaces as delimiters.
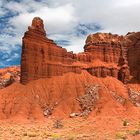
21, 17, 140, 84
21, 17, 81, 84
127, 32, 140, 81
83, 33, 131, 83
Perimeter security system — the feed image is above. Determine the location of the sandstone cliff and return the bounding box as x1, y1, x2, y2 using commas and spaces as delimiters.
84, 33, 131, 83
21, 17, 81, 84
20, 17, 139, 85
127, 32, 140, 82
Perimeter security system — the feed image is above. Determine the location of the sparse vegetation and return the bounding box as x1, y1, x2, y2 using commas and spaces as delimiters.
9, 128, 15, 134
123, 120, 129, 126
53, 119, 63, 129
23, 132, 27, 136
51, 134, 61, 140
23, 132, 37, 137
116, 132, 127, 140
130, 129, 140, 136
67, 134, 76, 140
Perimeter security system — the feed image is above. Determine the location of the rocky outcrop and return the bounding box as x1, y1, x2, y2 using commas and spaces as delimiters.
128, 88, 140, 107
84, 33, 124, 63
74, 52, 92, 62
21, 17, 81, 84
77, 84, 100, 116
127, 32, 140, 82
20, 17, 140, 84
84, 33, 131, 83
0, 66, 20, 89
86, 66, 119, 78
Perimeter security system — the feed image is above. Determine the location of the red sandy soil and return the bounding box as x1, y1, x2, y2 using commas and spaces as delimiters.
0, 117, 140, 140
0, 114, 140, 139
0, 70, 140, 139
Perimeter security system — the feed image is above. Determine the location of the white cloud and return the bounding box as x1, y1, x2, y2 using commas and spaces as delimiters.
114, 0, 140, 7
9, 4, 76, 34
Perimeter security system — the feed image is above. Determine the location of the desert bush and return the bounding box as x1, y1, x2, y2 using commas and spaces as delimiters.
130, 129, 140, 136
123, 120, 129, 126
51, 134, 61, 140
53, 119, 63, 129
23, 132, 37, 137
116, 132, 127, 140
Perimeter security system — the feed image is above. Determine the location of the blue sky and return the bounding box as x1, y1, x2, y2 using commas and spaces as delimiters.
1, 0, 140, 68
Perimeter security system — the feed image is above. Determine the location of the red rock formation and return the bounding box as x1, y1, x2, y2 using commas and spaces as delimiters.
0, 17, 140, 121
83, 33, 131, 83
86, 67, 119, 78
21, 17, 139, 84
21, 17, 81, 84
127, 32, 140, 82
84, 33, 123, 63
0, 66, 20, 88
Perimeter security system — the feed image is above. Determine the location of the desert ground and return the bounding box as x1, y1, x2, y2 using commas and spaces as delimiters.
0, 116, 140, 140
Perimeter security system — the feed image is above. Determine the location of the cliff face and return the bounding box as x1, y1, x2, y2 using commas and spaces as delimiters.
21, 17, 140, 84
84, 33, 129, 64
83, 33, 131, 83
127, 32, 140, 82
21, 17, 81, 84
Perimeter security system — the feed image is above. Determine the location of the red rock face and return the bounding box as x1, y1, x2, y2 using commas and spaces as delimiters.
86, 67, 119, 78
84, 33, 123, 63
127, 32, 140, 82
21, 17, 140, 84
21, 17, 81, 84
84, 33, 131, 83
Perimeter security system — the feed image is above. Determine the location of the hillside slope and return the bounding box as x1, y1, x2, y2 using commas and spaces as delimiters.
0, 70, 140, 120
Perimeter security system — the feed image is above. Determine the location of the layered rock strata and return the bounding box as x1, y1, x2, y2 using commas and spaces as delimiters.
21, 17, 140, 84
127, 32, 140, 82
21, 17, 81, 84
84, 33, 131, 83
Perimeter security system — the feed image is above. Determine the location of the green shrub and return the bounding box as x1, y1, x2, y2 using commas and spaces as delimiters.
51, 134, 61, 140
